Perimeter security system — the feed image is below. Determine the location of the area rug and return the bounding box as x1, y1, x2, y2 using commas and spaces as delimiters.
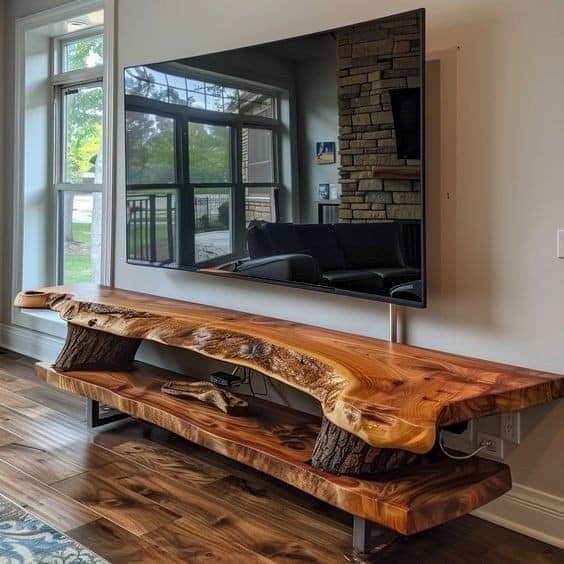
0, 494, 107, 564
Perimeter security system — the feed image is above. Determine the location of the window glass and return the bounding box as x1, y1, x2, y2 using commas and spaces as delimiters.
126, 111, 176, 184
126, 189, 177, 265
124, 67, 167, 102
242, 128, 274, 183
166, 74, 187, 91
61, 191, 102, 283
245, 187, 276, 224
187, 90, 206, 109
124, 65, 275, 117
63, 34, 103, 72
194, 187, 232, 263
188, 122, 231, 183
63, 84, 103, 183
239, 92, 274, 118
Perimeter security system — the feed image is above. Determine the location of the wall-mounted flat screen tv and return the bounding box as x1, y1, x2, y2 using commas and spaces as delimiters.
124, 8, 426, 306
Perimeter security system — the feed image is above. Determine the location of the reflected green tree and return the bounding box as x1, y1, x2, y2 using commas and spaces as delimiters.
188, 123, 230, 183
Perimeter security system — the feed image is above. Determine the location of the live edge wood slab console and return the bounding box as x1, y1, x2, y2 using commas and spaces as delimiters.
15, 285, 564, 549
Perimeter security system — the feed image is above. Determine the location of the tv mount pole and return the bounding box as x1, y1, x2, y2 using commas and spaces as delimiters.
389, 303, 398, 343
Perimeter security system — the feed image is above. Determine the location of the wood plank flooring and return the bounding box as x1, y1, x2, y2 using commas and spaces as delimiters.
0, 349, 561, 563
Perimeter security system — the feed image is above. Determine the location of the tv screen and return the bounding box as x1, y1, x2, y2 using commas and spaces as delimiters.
123, 9, 426, 306
390, 88, 421, 160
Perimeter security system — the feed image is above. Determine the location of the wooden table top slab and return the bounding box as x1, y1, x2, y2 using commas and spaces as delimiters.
35, 361, 512, 535
15, 284, 564, 453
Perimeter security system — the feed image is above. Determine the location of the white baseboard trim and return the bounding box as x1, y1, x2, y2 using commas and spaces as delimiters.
0, 325, 562, 549
473, 483, 564, 549
0, 323, 64, 362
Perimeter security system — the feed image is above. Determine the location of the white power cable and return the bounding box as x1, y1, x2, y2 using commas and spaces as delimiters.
438, 430, 489, 460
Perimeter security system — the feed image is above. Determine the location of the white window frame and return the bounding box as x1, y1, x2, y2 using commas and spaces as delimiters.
11, 0, 115, 337
51, 28, 104, 284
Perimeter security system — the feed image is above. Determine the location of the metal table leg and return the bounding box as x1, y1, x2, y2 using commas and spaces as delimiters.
87, 399, 129, 429
353, 516, 398, 554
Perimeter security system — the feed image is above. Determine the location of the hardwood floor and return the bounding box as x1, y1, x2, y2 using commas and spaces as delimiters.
0, 349, 560, 563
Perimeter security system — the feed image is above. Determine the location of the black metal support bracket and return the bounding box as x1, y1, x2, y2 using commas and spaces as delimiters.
352, 516, 399, 555
86, 399, 129, 429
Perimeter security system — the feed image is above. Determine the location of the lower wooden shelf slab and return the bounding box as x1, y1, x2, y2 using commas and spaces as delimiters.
35, 362, 512, 536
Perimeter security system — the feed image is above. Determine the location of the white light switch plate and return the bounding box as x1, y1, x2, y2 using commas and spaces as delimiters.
557, 229, 564, 258
501, 412, 521, 444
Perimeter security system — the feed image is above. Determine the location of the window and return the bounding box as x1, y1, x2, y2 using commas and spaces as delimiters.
188, 122, 232, 183
242, 127, 274, 183
53, 31, 104, 284
62, 83, 103, 183
188, 122, 233, 263
126, 111, 176, 184
194, 186, 232, 263
126, 189, 177, 265
242, 127, 277, 225
61, 33, 103, 72
125, 65, 280, 269
125, 65, 276, 118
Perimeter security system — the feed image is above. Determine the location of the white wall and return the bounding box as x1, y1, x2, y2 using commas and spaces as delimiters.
115, 0, 564, 543
296, 55, 339, 223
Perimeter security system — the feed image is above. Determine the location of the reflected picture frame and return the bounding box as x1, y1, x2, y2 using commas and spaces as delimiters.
316, 141, 336, 165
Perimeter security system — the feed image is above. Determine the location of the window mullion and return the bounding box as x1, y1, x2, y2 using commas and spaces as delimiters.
55, 183, 103, 192
51, 66, 104, 87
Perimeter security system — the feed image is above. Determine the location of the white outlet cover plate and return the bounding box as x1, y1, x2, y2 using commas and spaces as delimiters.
478, 432, 504, 461
557, 228, 564, 258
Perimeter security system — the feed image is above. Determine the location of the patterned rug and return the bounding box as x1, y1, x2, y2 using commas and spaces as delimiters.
0, 494, 107, 564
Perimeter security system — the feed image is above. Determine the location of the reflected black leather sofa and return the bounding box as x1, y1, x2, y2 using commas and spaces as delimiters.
234, 221, 421, 295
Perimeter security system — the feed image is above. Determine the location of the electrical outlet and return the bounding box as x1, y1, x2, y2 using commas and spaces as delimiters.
501, 412, 520, 444
477, 432, 504, 461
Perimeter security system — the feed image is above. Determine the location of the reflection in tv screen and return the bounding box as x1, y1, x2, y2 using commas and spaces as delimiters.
124, 9, 425, 306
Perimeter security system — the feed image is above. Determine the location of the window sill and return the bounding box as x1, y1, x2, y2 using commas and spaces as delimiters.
13, 308, 67, 339
22, 309, 64, 325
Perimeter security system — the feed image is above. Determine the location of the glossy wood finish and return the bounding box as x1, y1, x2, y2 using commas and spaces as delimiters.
0, 350, 562, 563
35, 361, 512, 535
15, 285, 564, 453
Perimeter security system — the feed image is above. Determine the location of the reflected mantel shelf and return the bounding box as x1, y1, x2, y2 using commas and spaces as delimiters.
371, 166, 421, 180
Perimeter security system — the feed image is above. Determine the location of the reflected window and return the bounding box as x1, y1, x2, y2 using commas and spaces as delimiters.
125, 65, 275, 117
188, 122, 231, 183
245, 187, 277, 225
125, 63, 281, 270
126, 190, 177, 265
242, 128, 274, 184
194, 187, 232, 263
126, 111, 176, 184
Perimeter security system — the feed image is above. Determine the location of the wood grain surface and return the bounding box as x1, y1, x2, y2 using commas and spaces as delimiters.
36, 361, 512, 535
15, 285, 564, 454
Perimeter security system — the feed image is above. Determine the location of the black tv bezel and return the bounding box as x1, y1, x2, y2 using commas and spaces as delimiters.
123, 8, 427, 309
